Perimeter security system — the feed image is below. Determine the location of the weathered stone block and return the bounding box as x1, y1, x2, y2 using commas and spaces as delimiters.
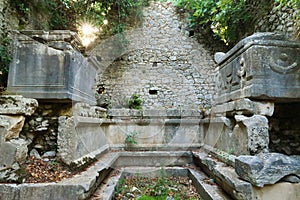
214, 98, 274, 116
73, 103, 106, 118
7, 31, 97, 105
215, 32, 300, 104
0, 95, 38, 116
235, 115, 269, 154
202, 117, 235, 152
0, 136, 29, 168
57, 116, 108, 165
235, 153, 300, 187
0, 115, 25, 141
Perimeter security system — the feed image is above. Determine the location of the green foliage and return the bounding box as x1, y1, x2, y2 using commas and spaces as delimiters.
0, 38, 12, 92
128, 94, 143, 110
10, 0, 149, 34
173, 0, 256, 45
9, 0, 30, 15
46, 0, 149, 32
44, 0, 77, 30
275, 0, 300, 8
9, 0, 31, 27
275, 0, 300, 35
125, 130, 138, 144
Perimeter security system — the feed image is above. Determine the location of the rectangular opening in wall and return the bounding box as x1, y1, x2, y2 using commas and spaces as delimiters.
269, 102, 300, 155
152, 62, 158, 67
149, 89, 158, 95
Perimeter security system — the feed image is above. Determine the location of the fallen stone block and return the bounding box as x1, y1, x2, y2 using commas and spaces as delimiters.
235, 153, 300, 187
0, 115, 25, 141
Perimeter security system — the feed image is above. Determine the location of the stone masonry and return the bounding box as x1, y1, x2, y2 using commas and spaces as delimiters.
90, 1, 216, 110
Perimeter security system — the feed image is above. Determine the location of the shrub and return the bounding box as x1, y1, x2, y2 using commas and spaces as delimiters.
128, 94, 143, 110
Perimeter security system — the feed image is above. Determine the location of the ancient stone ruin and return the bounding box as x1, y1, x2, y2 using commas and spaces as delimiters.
0, 1, 299, 200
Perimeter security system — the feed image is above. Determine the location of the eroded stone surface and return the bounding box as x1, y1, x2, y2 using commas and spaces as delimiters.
0, 95, 38, 116
0, 136, 29, 168
73, 103, 106, 118
235, 153, 300, 187
57, 116, 108, 165
214, 98, 274, 117
0, 115, 25, 141
234, 115, 269, 154
7, 31, 97, 105
215, 33, 300, 104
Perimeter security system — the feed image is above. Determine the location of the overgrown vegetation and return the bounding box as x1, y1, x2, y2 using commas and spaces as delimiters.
9, 0, 149, 34
0, 37, 12, 92
114, 170, 201, 199
172, 0, 299, 47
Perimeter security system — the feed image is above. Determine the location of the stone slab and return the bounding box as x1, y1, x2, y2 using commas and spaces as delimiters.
214, 98, 274, 116
193, 151, 255, 200
0, 115, 25, 141
0, 139, 29, 168
234, 115, 269, 155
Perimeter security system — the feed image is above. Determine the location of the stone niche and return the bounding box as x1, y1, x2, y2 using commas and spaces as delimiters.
215, 32, 300, 104
7, 30, 97, 105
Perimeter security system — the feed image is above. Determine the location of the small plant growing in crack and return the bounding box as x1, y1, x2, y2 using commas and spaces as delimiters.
125, 131, 138, 150
128, 94, 143, 110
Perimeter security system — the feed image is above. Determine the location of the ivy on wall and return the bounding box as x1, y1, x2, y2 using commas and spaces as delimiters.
275, 0, 300, 35
173, 0, 298, 46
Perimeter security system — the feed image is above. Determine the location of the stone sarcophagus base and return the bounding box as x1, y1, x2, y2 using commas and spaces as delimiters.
215, 32, 300, 104
57, 116, 108, 165
7, 30, 97, 105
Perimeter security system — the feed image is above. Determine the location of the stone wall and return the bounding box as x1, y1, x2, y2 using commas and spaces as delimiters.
91, 1, 216, 110
0, 95, 38, 169
269, 103, 300, 155
21, 103, 73, 156
0, 0, 50, 39
255, 3, 299, 39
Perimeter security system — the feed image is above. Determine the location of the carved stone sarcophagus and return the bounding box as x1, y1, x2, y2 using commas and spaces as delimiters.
215, 33, 300, 104
7, 30, 97, 105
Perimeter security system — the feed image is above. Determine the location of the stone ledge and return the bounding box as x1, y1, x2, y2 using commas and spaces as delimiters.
107, 109, 203, 119
0, 95, 38, 116
193, 150, 300, 200
213, 98, 274, 117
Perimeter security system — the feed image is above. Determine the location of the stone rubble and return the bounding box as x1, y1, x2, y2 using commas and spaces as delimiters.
0, 96, 37, 169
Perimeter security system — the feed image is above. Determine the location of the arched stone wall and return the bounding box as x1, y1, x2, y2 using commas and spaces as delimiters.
92, 1, 216, 109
